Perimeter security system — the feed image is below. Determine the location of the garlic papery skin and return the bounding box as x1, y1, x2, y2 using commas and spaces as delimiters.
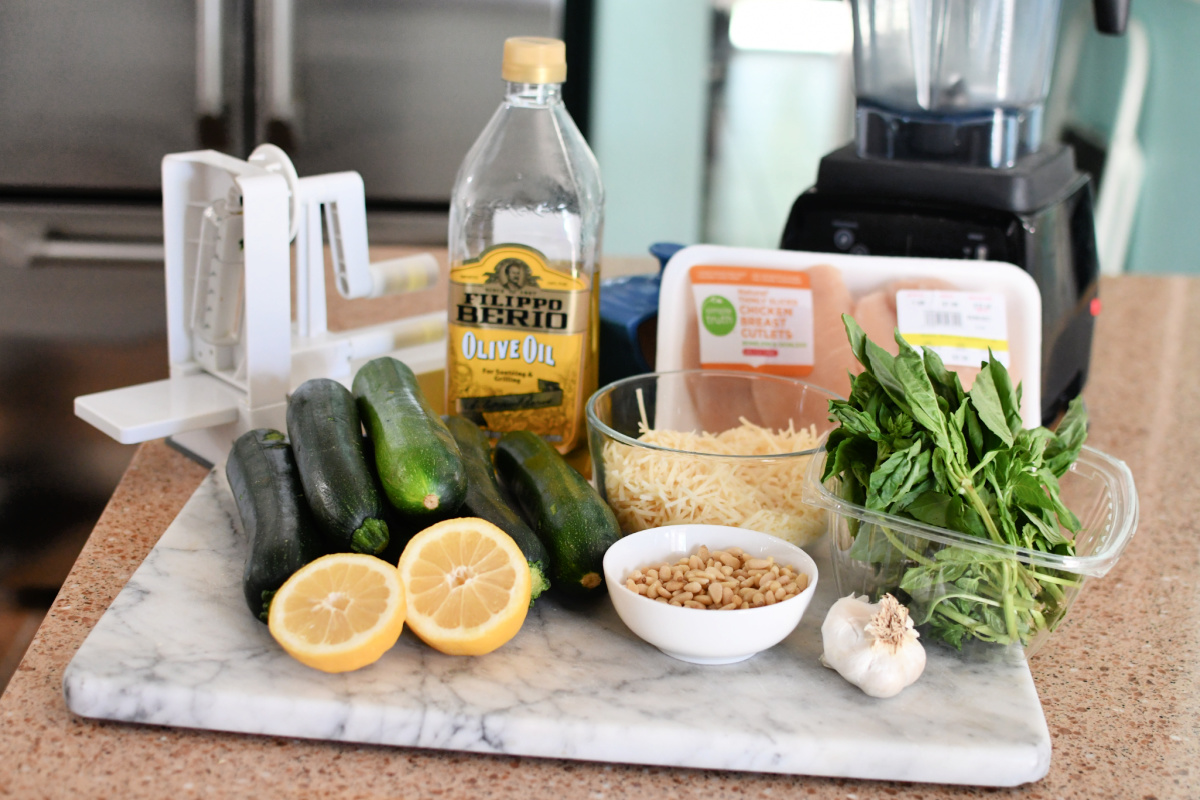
820, 593, 926, 698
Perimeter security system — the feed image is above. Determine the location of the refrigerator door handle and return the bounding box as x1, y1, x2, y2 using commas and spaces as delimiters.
0, 224, 164, 270
262, 0, 298, 152
196, 0, 229, 150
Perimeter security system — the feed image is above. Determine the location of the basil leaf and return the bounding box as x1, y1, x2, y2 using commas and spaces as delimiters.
825, 436, 875, 484
847, 369, 881, 409
847, 525, 908, 565
968, 365, 1014, 447
892, 449, 932, 509
964, 401, 985, 461
1037, 468, 1082, 533
902, 490, 986, 540
930, 447, 953, 494
948, 403, 970, 465
904, 490, 956, 528
1044, 396, 1089, 477
867, 442, 919, 510
894, 339, 951, 450
1021, 507, 1070, 547
922, 346, 965, 410
986, 352, 1022, 435
844, 313, 869, 366
829, 403, 882, 440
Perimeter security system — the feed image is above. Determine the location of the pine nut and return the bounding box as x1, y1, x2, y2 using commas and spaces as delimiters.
623, 545, 807, 610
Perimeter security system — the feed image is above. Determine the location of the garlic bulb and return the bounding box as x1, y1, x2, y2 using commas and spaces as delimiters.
820, 593, 926, 698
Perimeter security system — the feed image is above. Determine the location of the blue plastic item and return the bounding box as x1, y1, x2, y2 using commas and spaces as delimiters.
598, 242, 684, 388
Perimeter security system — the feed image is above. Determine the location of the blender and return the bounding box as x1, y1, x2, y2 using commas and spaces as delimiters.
781, 0, 1130, 424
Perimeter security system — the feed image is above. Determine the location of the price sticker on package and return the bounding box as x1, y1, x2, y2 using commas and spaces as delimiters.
689, 265, 814, 376
896, 291, 1009, 368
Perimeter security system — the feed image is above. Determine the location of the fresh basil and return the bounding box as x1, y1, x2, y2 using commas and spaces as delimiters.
822, 316, 1088, 651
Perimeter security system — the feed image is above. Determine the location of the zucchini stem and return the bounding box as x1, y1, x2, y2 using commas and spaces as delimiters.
352, 518, 391, 555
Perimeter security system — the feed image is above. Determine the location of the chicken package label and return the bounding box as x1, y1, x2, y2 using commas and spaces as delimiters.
447, 243, 591, 449
689, 265, 815, 377
896, 290, 1010, 369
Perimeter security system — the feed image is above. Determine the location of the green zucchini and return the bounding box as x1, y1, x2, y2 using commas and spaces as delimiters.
352, 357, 467, 518
225, 428, 328, 622
494, 430, 621, 599
286, 378, 389, 555
445, 415, 550, 602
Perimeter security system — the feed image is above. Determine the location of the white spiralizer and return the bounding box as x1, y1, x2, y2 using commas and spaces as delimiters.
75, 145, 446, 466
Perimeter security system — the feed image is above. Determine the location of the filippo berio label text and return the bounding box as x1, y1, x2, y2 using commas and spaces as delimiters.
447, 243, 590, 449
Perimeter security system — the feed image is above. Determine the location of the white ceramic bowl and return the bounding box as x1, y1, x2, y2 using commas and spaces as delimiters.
602, 524, 819, 665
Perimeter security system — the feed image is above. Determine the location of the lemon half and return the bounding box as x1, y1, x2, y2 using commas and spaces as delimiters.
268, 552, 406, 673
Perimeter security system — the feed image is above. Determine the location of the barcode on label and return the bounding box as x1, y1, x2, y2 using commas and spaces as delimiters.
925, 310, 963, 328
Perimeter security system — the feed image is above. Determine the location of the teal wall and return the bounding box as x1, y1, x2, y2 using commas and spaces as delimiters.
588, 0, 711, 257
1123, 0, 1200, 273
1061, 0, 1200, 274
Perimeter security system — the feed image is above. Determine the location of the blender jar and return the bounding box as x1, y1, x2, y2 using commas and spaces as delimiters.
850, 0, 1064, 168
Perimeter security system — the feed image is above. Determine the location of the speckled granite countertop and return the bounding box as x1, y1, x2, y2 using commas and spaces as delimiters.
1, 275, 1196, 799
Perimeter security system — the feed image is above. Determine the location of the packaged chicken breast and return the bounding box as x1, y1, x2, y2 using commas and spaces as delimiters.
655, 245, 1043, 428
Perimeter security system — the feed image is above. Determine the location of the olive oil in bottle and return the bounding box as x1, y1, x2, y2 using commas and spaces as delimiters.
446, 36, 603, 454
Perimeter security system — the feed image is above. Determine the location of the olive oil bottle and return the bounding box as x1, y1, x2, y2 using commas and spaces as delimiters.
446, 36, 603, 454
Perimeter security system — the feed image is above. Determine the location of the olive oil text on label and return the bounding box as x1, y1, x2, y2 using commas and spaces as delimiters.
459, 332, 557, 366
447, 244, 591, 449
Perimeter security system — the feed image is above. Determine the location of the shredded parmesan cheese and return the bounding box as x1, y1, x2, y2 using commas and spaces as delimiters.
600, 417, 826, 547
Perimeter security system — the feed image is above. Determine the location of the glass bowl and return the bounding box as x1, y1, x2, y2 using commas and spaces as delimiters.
802, 441, 1139, 661
585, 370, 842, 547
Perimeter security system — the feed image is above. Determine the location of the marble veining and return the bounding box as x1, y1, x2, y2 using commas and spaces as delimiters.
63, 471, 1051, 787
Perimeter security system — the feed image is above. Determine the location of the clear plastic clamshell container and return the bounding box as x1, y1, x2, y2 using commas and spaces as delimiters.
803, 442, 1138, 661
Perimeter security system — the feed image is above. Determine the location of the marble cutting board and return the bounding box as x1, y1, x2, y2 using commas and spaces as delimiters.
63, 469, 1051, 787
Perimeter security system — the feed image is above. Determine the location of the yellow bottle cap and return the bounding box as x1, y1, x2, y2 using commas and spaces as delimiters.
501, 36, 567, 84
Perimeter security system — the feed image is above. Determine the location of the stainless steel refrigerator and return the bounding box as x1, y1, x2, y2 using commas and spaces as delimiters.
0, 0, 569, 579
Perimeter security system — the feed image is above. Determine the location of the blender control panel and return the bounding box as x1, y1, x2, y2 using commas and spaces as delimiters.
781, 197, 1026, 266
